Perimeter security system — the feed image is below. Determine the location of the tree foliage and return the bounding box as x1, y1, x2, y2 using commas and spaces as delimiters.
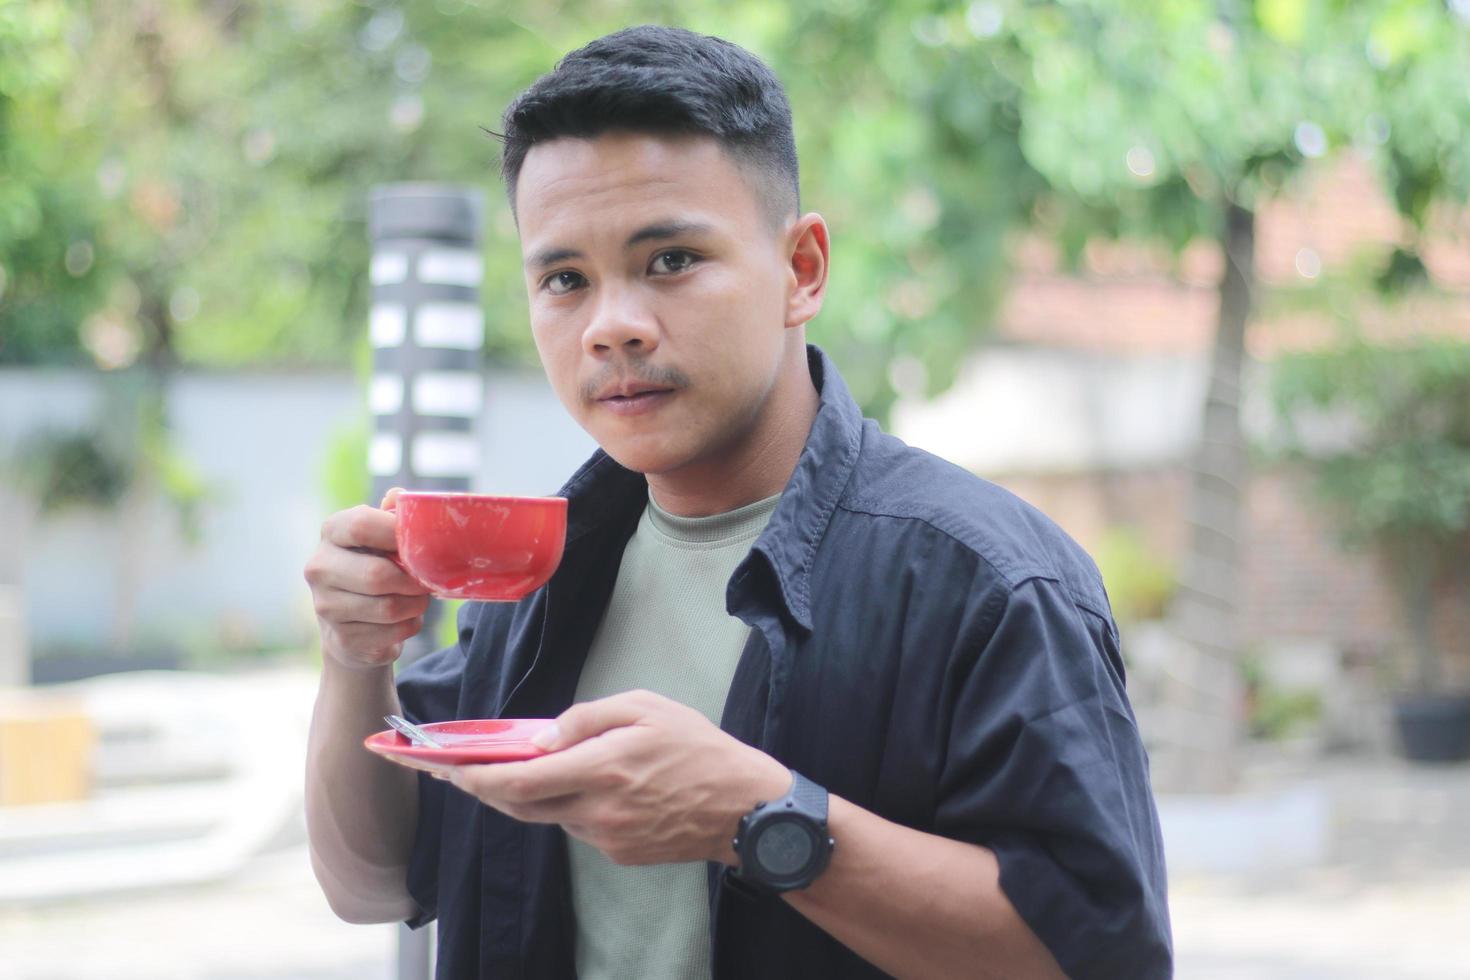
0, 0, 100, 362
1, 1, 1468, 420
1272, 339, 1470, 548
1, 0, 1029, 417
1272, 337, 1470, 691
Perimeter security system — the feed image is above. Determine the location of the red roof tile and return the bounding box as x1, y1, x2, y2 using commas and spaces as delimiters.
1000, 154, 1470, 358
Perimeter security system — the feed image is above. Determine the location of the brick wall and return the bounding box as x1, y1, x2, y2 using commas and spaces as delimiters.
992, 466, 1470, 688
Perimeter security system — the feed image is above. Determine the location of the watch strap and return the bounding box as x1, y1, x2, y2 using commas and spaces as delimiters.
789, 770, 829, 823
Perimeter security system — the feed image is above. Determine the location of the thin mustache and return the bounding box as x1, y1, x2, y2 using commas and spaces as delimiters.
580, 362, 692, 402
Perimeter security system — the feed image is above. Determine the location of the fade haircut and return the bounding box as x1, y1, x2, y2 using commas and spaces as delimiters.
497, 25, 800, 227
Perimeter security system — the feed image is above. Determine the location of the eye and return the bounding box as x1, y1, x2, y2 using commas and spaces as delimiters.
542, 270, 587, 296
649, 249, 700, 275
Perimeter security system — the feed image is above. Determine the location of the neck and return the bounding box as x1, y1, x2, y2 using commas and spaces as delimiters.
648, 344, 819, 518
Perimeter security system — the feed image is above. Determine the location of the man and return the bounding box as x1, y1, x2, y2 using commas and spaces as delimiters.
304, 25, 1171, 980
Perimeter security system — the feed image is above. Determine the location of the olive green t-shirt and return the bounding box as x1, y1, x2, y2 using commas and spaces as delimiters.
568, 490, 780, 980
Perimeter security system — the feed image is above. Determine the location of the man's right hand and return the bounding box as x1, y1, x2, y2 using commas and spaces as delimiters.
303, 488, 432, 672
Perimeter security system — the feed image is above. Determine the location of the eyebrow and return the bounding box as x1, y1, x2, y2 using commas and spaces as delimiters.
525, 220, 716, 271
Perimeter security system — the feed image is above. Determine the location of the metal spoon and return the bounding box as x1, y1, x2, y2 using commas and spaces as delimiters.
383, 714, 444, 748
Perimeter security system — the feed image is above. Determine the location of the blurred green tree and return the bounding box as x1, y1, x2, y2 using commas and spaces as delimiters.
0, 0, 1038, 416
987, 0, 1470, 790
0, 0, 100, 363
1272, 339, 1470, 695
4, 2, 1466, 403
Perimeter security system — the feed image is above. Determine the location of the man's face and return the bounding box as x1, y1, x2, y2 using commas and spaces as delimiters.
514, 132, 797, 478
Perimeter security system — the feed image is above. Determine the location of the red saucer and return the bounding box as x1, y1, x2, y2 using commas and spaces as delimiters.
364, 718, 555, 765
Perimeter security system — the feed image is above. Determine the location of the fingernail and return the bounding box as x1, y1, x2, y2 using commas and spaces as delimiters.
530, 723, 560, 750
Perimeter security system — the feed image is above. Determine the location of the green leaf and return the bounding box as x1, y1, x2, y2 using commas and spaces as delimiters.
1257, 0, 1309, 46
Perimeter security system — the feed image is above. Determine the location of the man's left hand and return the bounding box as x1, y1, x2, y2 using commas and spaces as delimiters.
443, 690, 792, 866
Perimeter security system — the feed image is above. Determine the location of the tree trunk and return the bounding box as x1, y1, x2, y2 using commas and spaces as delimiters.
1404, 578, 1441, 694
1158, 200, 1255, 793
105, 367, 171, 657
1383, 537, 1443, 694
0, 483, 37, 686
109, 449, 152, 656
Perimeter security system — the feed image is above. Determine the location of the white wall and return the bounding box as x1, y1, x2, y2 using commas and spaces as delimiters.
892, 347, 1277, 474
0, 367, 594, 654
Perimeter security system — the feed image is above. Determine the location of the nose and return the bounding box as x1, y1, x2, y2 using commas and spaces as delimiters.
581, 285, 660, 358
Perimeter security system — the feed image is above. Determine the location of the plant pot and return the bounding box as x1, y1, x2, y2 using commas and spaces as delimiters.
1392, 691, 1470, 763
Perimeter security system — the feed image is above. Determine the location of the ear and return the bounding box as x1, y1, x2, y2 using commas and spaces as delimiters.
783, 213, 830, 330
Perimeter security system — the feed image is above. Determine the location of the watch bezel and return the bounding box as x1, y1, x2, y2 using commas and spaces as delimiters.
745, 811, 829, 888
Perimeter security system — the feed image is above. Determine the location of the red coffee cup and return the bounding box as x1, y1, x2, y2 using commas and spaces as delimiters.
389, 492, 567, 601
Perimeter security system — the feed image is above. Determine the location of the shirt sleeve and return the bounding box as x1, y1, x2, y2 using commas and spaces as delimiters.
936, 576, 1173, 979
394, 613, 472, 929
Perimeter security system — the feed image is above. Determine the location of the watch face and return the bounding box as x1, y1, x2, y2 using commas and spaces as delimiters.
754, 818, 816, 877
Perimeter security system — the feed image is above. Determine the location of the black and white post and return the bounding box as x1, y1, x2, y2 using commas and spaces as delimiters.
368, 185, 484, 980
366, 184, 485, 663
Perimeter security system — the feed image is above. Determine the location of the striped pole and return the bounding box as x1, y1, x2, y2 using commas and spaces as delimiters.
366, 183, 485, 668
370, 185, 483, 980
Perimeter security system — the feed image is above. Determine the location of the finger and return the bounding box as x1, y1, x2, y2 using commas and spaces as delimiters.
380, 486, 404, 511
535, 690, 661, 751
321, 503, 399, 553
378, 752, 456, 780
490, 792, 586, 826
450, 743, 616, 804
314, 546, 429, 598
327, 616, 424, 652
316, 580, 430, 625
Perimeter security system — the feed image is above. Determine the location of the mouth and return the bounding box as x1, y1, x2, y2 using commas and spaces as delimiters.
583, 363, 691, 419
596, 385, 677, 416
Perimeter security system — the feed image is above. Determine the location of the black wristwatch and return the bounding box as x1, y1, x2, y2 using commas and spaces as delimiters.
730, 770, 835, 893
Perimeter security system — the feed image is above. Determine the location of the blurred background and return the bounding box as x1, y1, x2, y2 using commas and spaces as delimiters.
1, 1, 1468, 977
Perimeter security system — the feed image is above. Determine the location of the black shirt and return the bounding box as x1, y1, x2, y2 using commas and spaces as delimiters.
397, 346, 1173, 979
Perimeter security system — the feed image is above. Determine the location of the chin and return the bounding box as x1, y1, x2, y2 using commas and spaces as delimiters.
592, 431, 696, 477
599, 444, 681, 476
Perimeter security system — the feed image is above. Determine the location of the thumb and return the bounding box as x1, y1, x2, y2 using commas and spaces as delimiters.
532, 690, 653, 750
380, 487, 405, 511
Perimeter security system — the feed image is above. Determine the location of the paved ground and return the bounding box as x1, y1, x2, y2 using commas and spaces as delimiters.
2, 752, 1466, 978
0, 823, 395, 980
1171, 754, 1470, 979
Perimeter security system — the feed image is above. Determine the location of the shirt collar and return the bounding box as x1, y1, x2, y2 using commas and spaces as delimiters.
741, 346, 863, 632
555, 345, 865, 632
557, 447, 647, 546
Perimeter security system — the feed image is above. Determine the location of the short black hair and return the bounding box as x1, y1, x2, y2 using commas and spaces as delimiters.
497, 25, 800, 225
